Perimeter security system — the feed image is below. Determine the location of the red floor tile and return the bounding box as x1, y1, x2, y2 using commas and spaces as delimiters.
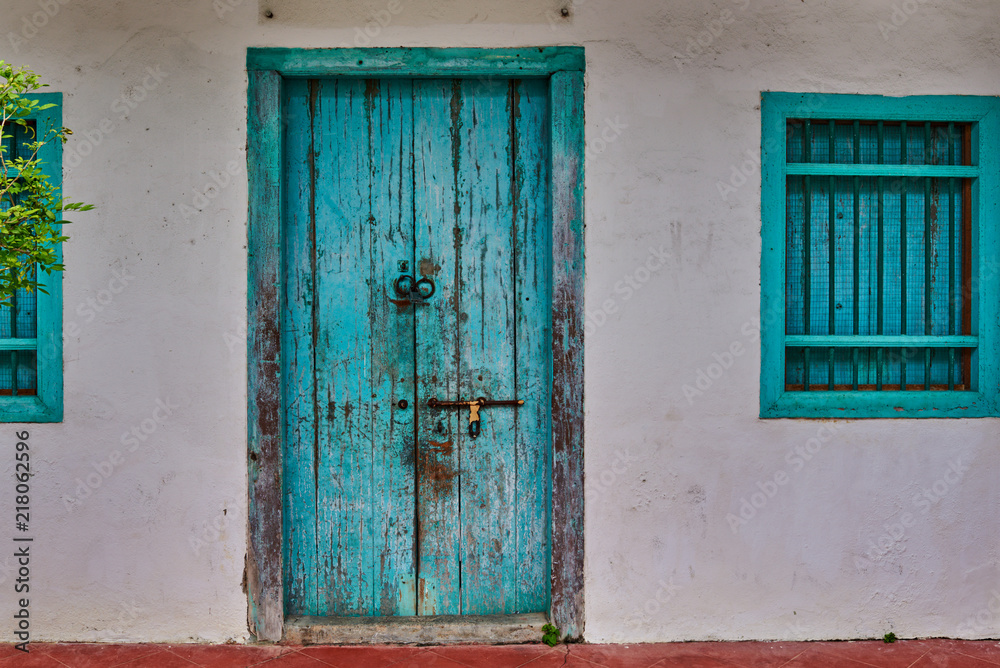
576, 642, 811, 668
256, 651, 330, 667
298, 645, 433, 667
795, 640, 928, 667
519, 649, 580, 667
915, 640, 1000, 666
114, 649, 200, 667
428, 644, 564, 668
0, 644, 29, 660
380, 650, 479, 668
23, 643, 164, 668
778, 646, 879, 667
165, 644, 291, 668
645, 655, 737, 668
570, 643, 670, 668
909, 655, 1000, 667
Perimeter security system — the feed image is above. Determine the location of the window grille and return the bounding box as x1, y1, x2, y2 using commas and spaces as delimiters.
784, 119, 973, 391
0, 95, 63, 421
0, 123, 38, 396
759, 93, 1000, 418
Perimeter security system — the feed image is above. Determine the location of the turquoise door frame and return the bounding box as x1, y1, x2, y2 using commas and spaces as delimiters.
246, 47, 585, 641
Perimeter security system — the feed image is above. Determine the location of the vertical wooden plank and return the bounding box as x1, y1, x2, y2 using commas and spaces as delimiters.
313, 78, 376, 615
367, 78, 418, 615
281, 78, 319, 616
454, 77, 519, 615
247, 68, 284, 642
549, 69, 585, 639
512, 78, 553, 615
414, 78, 463, 615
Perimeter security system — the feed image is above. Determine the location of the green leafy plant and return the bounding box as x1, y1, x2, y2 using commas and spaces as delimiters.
1, 60, 91, 308
542, 623, 560, 647
883, 631, 897, 643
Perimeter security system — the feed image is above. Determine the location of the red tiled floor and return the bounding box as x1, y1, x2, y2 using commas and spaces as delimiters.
5, 640, 1000, 668
427, 644, 564, 668
164, 644, 290, 668
376, 650, 482, 668
27, 643, 163, 668
790, 640, 929, 667
780, 645, 883, 668
912, 640, 1000, 666
254, 651, 330, 667
908, 655, 1000, 668
518, 650, 577, 668
573, 641, 800, 668
114, 649, 200, 667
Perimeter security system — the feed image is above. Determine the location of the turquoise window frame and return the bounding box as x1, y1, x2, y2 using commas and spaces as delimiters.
760, 92, 1000, 418
0, 92, 64, 422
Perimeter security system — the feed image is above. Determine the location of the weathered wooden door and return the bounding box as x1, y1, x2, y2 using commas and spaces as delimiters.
281, 77, 552, 618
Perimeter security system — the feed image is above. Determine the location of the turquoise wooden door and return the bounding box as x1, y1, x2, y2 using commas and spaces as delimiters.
281, 77, 552, 618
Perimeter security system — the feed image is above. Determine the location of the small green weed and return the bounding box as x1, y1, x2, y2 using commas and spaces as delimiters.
542, 623, 560, 647
883, 632, 897, 643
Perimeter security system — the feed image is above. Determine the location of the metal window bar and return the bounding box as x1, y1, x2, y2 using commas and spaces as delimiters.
828, 120, 836, 389
803, 120, 811, 390
899, 121, 907, 390
948, 122, 955, 390
923, 124, 932, 390
877, 121, 884, 390
853, 120, 861, 390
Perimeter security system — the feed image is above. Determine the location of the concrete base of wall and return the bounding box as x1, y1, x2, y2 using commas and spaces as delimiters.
283, 613, 549, 645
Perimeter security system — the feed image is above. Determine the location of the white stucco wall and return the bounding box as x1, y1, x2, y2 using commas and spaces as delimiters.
0, 0, 998, 644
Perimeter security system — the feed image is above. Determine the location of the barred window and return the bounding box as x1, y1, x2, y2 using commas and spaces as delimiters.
760, 94, 1000, 417
0, 96, 64, 422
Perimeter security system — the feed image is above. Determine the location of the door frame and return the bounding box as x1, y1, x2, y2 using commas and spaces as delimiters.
246, 47, 585, 642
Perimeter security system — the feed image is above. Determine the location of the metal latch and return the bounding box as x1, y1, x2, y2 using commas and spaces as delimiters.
426, 397, 524, 438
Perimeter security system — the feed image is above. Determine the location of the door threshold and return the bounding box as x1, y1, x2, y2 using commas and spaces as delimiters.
284, 612, 548, 645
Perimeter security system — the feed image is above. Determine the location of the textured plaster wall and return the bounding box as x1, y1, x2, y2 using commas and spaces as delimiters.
0, 0, 997, 644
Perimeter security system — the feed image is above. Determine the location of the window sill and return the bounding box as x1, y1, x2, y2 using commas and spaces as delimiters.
761, 390, 998, 418
0, 396, 63, 422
